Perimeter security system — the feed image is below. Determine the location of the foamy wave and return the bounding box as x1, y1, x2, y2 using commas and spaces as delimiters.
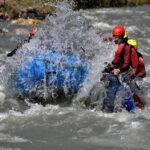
0, 133, 30, 143
93, 22, 112, 29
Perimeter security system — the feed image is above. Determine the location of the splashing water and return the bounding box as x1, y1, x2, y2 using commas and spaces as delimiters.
1, 1, 114, 106
0, 3, 150, 150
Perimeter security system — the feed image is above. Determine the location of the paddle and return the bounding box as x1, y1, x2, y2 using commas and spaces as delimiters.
119, 76, 145, 109
7, 46, 20, 57
133, 92, 145, 109
7, 37, 31, 57
7, 27, 37, 57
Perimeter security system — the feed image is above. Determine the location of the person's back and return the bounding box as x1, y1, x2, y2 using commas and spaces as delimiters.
127, 39, 146, 79
126, 38, 146, 109
138, 56, 146, 78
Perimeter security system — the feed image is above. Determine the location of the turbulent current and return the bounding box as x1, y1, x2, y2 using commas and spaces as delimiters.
0, 2, 150, 150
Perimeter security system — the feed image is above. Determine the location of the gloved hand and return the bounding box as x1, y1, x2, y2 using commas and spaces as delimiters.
113, 69, 120, 76
130, 74, 136, 80
102, 63, 114, 73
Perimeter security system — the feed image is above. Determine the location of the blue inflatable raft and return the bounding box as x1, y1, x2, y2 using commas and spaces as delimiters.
9, 50, 88, 104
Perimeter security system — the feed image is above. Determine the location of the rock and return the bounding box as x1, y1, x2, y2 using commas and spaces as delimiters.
8, 9, 19, 19
11, 18, 41, 25
19, 7, 49, 20
110, 0, 127, 7
37, 12, 49, 20
0, 12, 5, 19
19, 7, 38, 19
0, 1, 4, 8
0, 28, 8, 35
127, 0, 144, 6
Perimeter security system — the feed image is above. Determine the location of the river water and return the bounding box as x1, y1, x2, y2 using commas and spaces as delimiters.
0, 3, 150, 150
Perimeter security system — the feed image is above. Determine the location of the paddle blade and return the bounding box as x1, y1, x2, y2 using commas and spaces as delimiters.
133, 93, 145, 109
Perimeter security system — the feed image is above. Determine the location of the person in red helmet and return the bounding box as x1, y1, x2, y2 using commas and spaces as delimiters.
102, 25, 144, 112
112, 27, 146, 80
102, 25, 130, 112
111, 25, 131, 76
7, 27, 37, 57
103, 29, 145, 79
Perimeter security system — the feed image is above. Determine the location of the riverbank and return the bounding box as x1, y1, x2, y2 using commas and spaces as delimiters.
0, 0, 150, 21
0, 0, 59, 20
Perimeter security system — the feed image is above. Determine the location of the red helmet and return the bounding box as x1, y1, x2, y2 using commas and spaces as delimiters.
28, 28, 37, 37
112, 25, 125, 37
